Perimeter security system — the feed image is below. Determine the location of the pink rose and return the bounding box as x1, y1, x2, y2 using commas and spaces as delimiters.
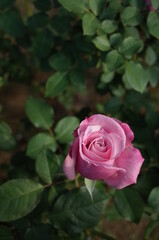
63, 114, 144, 189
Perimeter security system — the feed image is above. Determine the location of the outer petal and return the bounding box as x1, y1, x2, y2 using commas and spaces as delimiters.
76, 155, 125, 180
105, 147, 144, 189
113, 118, 134, 146
120, 123, 134, 146
63, 154, 76, 180
63, 138, 79, 179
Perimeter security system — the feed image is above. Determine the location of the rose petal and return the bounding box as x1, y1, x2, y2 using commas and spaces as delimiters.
113, 119, 134, 146
79, 114, 126, 146
120, 123, 134, 146
108, 133, 125, 158
63, 154, 76, 180
63, 138, 79, 179
105, 147, 144, 189
76, 155, 125, 180
81, 142, 107, 163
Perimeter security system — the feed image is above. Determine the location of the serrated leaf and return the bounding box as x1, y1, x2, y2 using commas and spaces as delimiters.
121, 6, 142, 26
148, 187, 159, 212
27, 13, 49, 30
125, 61, 149, 93
58, 0, 87, 14
147, 11, 159, 39
82, 13, 99, 36
27, 133, 56, 159
0, 179, 44, 222
92, 36, 110, 51
101, 20, 117, 34
32, 29, 54, 58
55, 116, 79, 143
0, 9, 25, 37
115, 188, 144, 223
25, 97, 54, 129
105, 50, 124, 71
0, 121, 16, 151
84, 178, 96, 201
119, 36, 143, 58
69, 69, 86, 87
49, 53, 71, 71
45, 72, 68, 97
145, 47, 157, 66
50, 187, 108, 233
109, 33, 122, 47
36, 150, 61, 184
89, 0, 105, 15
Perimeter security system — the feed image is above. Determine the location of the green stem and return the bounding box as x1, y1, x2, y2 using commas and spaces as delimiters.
75, 174, 80, 188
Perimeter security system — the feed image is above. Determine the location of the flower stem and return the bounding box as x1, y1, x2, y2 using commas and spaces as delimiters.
75, 174, 80, 188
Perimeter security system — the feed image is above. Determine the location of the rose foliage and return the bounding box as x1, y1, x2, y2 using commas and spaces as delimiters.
0, 0, 159, 239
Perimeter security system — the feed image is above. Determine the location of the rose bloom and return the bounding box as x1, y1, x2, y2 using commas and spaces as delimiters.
63, 114, 144, 189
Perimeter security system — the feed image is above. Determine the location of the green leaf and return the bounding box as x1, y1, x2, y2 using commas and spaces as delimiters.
104, 97, 122, 114
119, 36, 143, 58
135, 169, 159, 199
69, 69, 86, 87
36, 149, 61, 184
101, 20, 117, 34
148, 67, 159, 87
125, 61, 149, 93
0, 226, 13, 240
121, 6, 142, 26
145, 220, 159, 240
105, 50, 124, 71
32, 29, 54, 58
145, 47, 157, 66
0, 179, 44, 222
109, 33, 122, 47
92, 36, 111, 51
129, 0, 145, 9
0, 9, 25, 37
27, 133, 56, 159
34, 0, 51, 11
148, 187, 159, 212
25, 224, 55, 240
84, 178, 96, 201
0, 0, 15, 9
27, 13, 49, 30
45, 72, 68, 97
0, 121, 16, 151
58, 0, 87, 14
100, 72, 114, 84
89, 0, 105, 15
49, 53, 71, 71
102, 63, 115, 83
55, 116, 79, 143
115, 188, 144, 223
151, 0, 159, 9
25, 97, 54, 129
50, 187, 108, 233
82, 13, 99, 36
147, 11, 159, 39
